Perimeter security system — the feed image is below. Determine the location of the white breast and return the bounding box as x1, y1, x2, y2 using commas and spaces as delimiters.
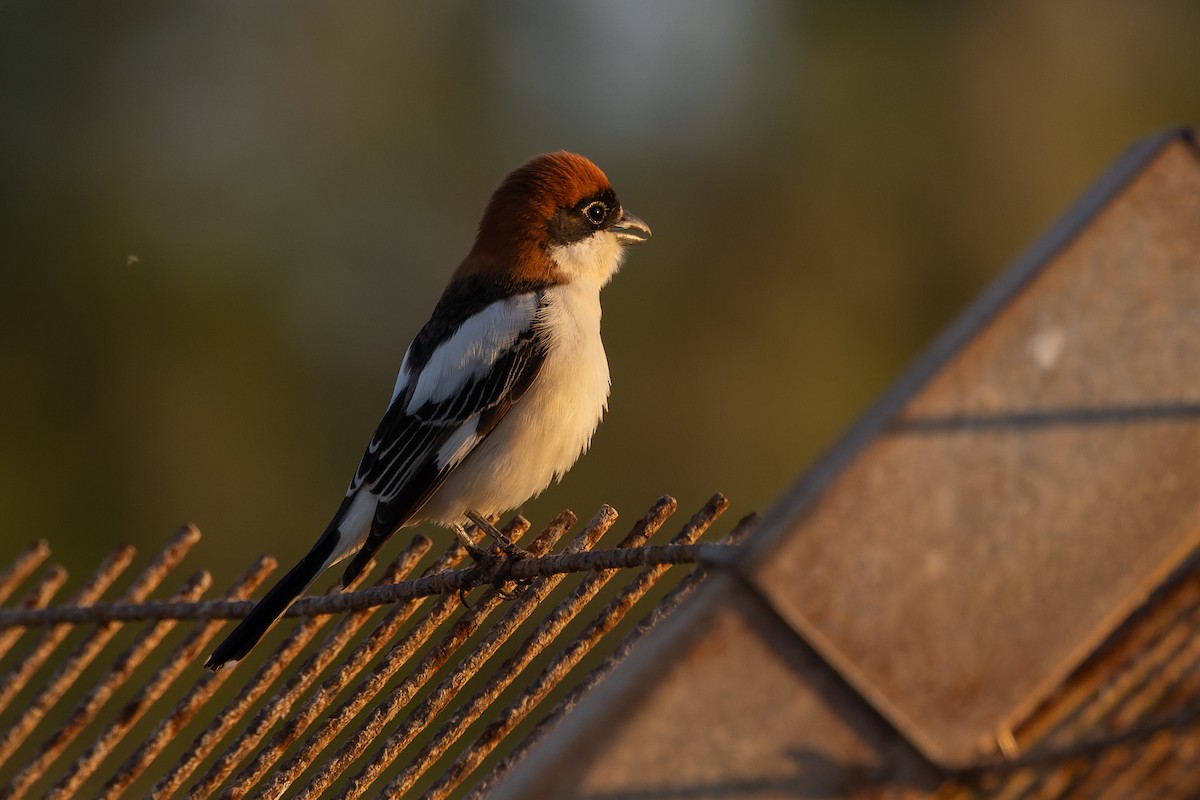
416, 281, 610, 525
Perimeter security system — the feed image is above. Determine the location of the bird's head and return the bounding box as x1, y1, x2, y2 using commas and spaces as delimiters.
462, 152, 651, 288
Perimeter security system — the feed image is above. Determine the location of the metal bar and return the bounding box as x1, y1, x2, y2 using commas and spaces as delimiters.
227, 530, 483, 799
13, 570, 213, 800
0, 540, 50, 606
289, 516, 563, 800
58, 562, 279, 800
0, 546, 134, 716
466, 511, 759, 800
1049, 607, 1200, 745
0, 542, 739, 629
1154, 730, 1200, 799
0, 525, 197, 766
999, 593, 1200, 793
983, 577, 1200, 800
346, 504, 626, 799
154, 556, 381, 800
187, 538, 431, 799
0, 565, 67, 660
252, 517, 539, 800
98, 556, 277, 800
0, 497, 744, 799
1061, 628, 1200, 799
498, 540, 737, 576
1085, 733, 1172, 799
376, 499, 677, 799
948, 573, 1200, 799
425, 493, 729, 800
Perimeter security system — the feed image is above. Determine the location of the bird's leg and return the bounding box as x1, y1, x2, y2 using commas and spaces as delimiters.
465, 510, 532, 598
464, 511, 524, 560
453, 519, 499, 606
452, 522, 491, 563
452, 522, 480, 607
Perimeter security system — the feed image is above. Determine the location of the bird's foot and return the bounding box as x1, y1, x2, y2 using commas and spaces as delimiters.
465, 543, 492, 563
465, 511, 532, 599
465, 512, 527, 561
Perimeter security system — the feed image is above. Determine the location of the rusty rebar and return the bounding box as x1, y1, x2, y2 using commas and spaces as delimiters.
98, 556, 277, 800
424, 493, 728, 799
150, 555, 384, 800
0, 543, 738, 629
467, 511, 758, 800
252, 516, 538, 800
0, 546, 134, 717
375, 497, 679, 799
8, 570, 213, 800
0, 496, 749, 799
223, 526, 514, 799
220, 534, 472, 799
0, 525, 198, 767
289, 515, 568, 800
940, 571, 1200, 800
0, 540, 50, 606
187, 539, 431, 799
345, 503, 629, 799
0, 564, 67, 661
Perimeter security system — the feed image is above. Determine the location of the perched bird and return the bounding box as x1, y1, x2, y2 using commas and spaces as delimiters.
205, 152, 651, 669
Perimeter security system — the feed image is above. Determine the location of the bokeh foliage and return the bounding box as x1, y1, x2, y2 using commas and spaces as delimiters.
2, 1, 1198, 586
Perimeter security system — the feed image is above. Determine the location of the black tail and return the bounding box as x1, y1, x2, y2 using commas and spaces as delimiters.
204, 530, 338, 670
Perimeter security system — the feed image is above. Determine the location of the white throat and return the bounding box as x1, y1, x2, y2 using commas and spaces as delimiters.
547, 231, 627, 288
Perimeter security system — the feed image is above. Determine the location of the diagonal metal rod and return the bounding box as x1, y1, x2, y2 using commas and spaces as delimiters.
97, 556, 277, 800
0, 540, 50, 606
219, 533, 474, 799
0, 565, 67, 661
186, 539, 431, 799
291, 514, 574, 800
465, 511, 758, 800
152, 555, 381, 800
0, 546, 134, 717
373, 497, 680, 799
342, 503, 634, 799
252, 516, 541, 800
14, 570, 214, 800
0, 525, 197, 768
0, 495, 745, 798
423, 493, 728, 800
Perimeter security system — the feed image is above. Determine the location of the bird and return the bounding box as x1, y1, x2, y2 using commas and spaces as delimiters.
204, 152, 651, 670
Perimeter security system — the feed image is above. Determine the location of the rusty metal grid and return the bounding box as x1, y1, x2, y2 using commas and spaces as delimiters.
0, 494, 747, 798
934, 549, 1200, 800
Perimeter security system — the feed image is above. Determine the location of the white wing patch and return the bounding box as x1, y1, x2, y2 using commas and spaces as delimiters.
324, 489, 377, 570
389, 350, 413, 404
408, 293, 540, 412
435, 413, 481, 470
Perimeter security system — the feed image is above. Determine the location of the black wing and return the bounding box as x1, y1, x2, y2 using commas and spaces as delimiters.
339, 297, 550, 584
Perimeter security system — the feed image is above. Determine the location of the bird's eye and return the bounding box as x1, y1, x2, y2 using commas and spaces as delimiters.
583, 201, 608, 226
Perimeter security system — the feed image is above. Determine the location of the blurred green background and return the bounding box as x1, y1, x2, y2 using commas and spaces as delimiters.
1, 1, 1197, 586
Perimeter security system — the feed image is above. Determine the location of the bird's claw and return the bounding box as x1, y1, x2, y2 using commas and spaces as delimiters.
465, 543, 492, 563
490, 549, 533, 599
460, 512, 533, 600
465, 512, 521, 558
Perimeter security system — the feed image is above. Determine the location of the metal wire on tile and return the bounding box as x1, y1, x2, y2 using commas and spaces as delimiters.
936, 546, 1200, 800
0, 494, 747, 799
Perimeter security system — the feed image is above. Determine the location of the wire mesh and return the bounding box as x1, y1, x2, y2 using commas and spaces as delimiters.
0, 494, 745, 798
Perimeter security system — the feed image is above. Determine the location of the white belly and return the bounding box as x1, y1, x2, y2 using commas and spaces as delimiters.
415, 282, 610, 525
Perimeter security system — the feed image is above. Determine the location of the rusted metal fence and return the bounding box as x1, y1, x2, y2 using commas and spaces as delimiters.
0, 494, 751, 798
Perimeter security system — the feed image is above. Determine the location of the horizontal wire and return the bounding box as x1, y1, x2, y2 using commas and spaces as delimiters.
0, 542, 738, 629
